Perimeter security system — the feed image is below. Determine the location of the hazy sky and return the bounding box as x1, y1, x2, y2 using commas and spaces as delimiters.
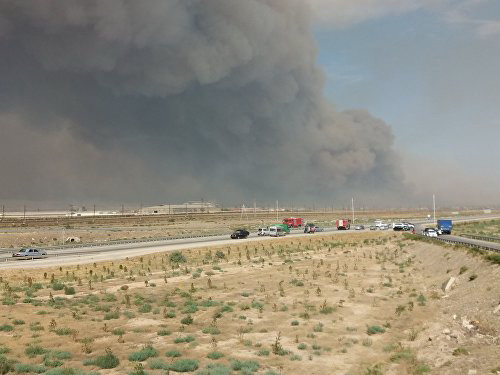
0, 1, 498, 209
312, 0, 500, 206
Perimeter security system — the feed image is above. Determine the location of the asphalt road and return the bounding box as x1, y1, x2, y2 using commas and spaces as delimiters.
0, 227, 362, 269
438, 234, 500, 252
2, 214, 499, 270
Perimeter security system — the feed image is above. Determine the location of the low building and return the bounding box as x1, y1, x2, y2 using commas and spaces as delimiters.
142, 201, 221, 214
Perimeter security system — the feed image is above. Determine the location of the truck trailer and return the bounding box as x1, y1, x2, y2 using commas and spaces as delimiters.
437, 219, 452, 235
283, 217, 303, 228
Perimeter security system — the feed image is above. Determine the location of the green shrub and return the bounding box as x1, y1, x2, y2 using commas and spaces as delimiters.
112, 328, 125, 336
14, 363, 46, 373
202, 326, 220, 335
0, 355, 14, 375
123, 311, 135, 319
64, 286, 76, 295
485, 254, 500, 265
174, 335, 195, 344
138, 303, 152, 313
148, 358, 169, 370
128, 346, 158, 362
257, 349, 269, 356
414, 364, 431, 373
43, 355, 63, 368
452, 347, 469, 356
93, 349, 120, 369
25, 346, 47, 357
313, 322, 324, 332
165, 349, 182, 358
230, 359, 260, 374
251, 301, 264, 310
169, 359, 199, 372
103, 311, 120, 320
0, 347, 9, 355
157, 329, 171, 336
102, 293, 117, 302
55, 328, 75, 336
12, 319, 25, 325
43, 368, 101, 375
165, 311, 176, 318
416, 294, 427, 306
297, 343, 307, 350
367, 325, 386, 335
390, 348, 415, 362
51, 282, 65, 291
182, 302, 198, 314
0, 325, 13, 332
180, 315, 193, 325
290, 320, 299, 326
206, 351, 224, 359
195, 363, 231, 375
200, 300, 220, 308
170, 251, 187, 264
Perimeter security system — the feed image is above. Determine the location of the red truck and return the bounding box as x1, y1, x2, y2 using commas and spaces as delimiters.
283, 217, 303, 228
336, 219, 351, 230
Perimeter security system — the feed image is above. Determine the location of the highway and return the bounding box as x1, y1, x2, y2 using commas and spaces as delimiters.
0, 227, 353, 270
2, 214, 499, 270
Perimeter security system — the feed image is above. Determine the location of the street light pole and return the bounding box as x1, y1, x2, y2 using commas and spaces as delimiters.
351, 197, 354, 223
433, 194, 436, 223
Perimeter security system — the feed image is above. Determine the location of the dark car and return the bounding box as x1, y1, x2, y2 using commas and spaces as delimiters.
355, 225, 365, 230
12, 248, 47, 259
304, 223, 316, 233
369, 225, 377, 230
230, 229, 250, 239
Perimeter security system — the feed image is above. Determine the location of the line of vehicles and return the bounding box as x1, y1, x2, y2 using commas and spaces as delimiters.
230, 217, 424, 240
422, 219, 453, 237
231, 217, 366, 239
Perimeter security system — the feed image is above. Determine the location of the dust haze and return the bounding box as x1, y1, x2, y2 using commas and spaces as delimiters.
0, 0, 408, 207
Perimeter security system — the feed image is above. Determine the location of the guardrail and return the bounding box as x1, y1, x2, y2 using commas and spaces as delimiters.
0, 231, 230, 255
460, 233, 500, 244
416, 234, 500, 253
0, 227, 319, 260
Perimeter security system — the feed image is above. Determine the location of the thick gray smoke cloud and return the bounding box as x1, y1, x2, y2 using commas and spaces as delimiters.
0, 0, 406, 206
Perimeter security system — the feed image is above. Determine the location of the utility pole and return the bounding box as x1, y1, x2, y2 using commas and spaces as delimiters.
433, 194, 436, 223
23, 204, 26, 222
276, 200, 279, 222
93, 204, 96, 217
352, 197, 355, 223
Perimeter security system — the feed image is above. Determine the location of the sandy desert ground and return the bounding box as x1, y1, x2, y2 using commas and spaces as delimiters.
0, 231, 499, 375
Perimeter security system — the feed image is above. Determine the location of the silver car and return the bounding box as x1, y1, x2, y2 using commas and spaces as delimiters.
12, 248, 47, 259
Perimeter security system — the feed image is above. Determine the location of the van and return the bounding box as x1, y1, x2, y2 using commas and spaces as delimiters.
269, 226, 285, 237
258, 227, 270, 236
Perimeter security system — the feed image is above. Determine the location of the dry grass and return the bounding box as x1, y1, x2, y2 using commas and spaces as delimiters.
0, 231, 498, 374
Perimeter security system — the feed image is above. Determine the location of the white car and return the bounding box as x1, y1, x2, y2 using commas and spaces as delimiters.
423, 228, 438, 237
12, 248, 47, 259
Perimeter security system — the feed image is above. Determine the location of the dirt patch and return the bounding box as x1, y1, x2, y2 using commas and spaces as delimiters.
0, 232, 498, 374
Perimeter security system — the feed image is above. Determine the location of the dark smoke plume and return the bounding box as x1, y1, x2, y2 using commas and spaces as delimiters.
0, 0, 405, 206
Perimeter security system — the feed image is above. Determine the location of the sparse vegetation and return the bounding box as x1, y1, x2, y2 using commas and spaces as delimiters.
0, 225, 497, 374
